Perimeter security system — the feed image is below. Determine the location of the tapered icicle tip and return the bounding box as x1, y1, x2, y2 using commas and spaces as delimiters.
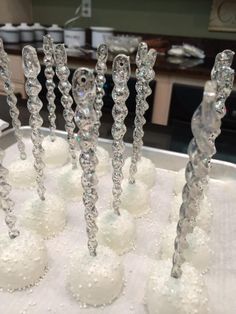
43, 34, 54, 51
112, 54, 130, 82
54, 44, 67, 65
22, 46, 40, 78
215, 49, 235, 66
136, 42, 157, 68
72, 68, 96, 104
96, 43, 108, 62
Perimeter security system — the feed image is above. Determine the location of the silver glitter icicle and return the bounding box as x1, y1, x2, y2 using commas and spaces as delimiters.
43, 35, 56, 142
94, 44, 108, 139
22, 46, 46, 201
72, 68, 98, 256
0, 39, 27, 160
54, 44, 77, 169
0, 136, 20, 239
171, 51, 234, 279
111, 55, 131, 216
129, 42, 157, 184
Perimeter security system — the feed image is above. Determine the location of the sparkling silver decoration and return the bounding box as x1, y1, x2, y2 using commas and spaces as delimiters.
0, 132, 20, 239
129, 42, 157, 184
171, 50, 234, 279
72, 68, 98, 256
94, 44, 108, 139
111, 54, 131, 216
0, 39, 26, 160
43, 35, 56, 142
22, 46, 46, 201
54, 44, 77, 169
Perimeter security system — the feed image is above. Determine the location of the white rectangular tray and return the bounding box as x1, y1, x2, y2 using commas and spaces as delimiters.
0, 126, 236, 314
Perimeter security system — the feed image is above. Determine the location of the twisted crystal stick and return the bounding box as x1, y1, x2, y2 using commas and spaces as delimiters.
171, 52, 234, 279
22, 46, 46, 201
72, 68, 98, 256
0, 39, 26, 160
94, 44, 108, 140
43, 35, 56, 142
129, 42, 157, 184
111, 55, 130, 216
0, 135, 20, 239
54, 44, 77, 169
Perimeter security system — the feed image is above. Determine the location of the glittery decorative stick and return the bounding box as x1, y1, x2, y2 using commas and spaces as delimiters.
0, 39, 27, 160
72, 68, 98, 256
0, 138, 20, 239
171, 52, 234, 278
94, 44, 108, 139
129, 42, 157, 184
22, 46, 46, 201
111, 55, 131, 216
211, 50, 235, 140
54, 44, 77, 169
43, 35, 56, 142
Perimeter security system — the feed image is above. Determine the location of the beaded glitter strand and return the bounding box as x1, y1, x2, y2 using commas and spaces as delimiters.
111, 54, 131, 216
43, 35, 56, 142
22, 46, 46, 201
72, 68, 98, 256
0, 134, 20, 239
129, 42, 157, 184
54, 44, 77, 169
0, 39, 27, 160
94, 44, 108, 140
171, 52, 234, 278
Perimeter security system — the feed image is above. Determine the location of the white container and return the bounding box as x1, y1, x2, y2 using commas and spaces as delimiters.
47, 24, 63, 43
18, 23, 34, 42
33, 23, 45, 42
1, 23, 20, 43
90, 26, 114, 49
64, 28, 85, 48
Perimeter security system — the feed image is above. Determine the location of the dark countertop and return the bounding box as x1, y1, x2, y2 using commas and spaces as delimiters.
0, 95, 235, 164
4, 31, 236, 78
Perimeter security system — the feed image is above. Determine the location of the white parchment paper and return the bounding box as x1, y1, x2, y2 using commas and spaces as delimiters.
0, 138, 236, 314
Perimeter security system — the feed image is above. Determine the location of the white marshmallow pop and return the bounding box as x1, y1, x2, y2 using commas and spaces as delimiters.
7, 158, 36, 188
97, 209, 136, 255
68, 246, 124, 306
146, 259, 209, 314
170, 193, 213, 234
123, 156, 156, 189
120, 179, 150, 218
57, 163, 83, 201
0, 230, 48, 291
19, 193, 66, 238
42, 135, 69, 168
67, 67, 124, 306
159, 222, 212, 274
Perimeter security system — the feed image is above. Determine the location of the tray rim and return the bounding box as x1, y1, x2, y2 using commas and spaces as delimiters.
1, 126, 236, 180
